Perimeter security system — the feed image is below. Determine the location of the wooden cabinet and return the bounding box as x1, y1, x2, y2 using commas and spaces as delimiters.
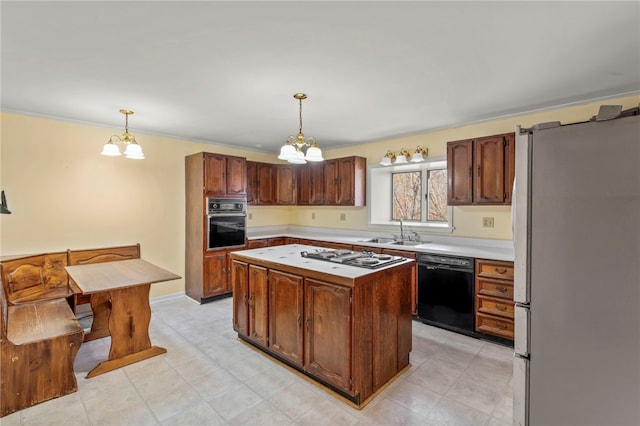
185, 152, 247, 304
382, 248, 418, 316
297, 162, 325, 205
203, 251, 228, 298
475, 258, 515, 341
256, 163, 276, 205
246, 161, 257, 204
304, 279, 353, 393
276, 164, 297, 205
268, 270, 304, 367
324, 156, 366, 206
447, 133, 515, 205
246, 239, 269, 249
230, 249, 413, 406
247, 156, 365, 206
231, 261, 268, 347
204, 153, 246, 196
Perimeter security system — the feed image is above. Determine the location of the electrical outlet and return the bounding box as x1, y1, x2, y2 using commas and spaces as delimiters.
340, 213, 346, 221
312, 212, 316, 220
248, 213, 253, 220
482, 217, 494, 228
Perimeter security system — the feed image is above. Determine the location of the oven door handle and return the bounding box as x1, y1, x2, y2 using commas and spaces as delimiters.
208, 213, 247, 217
423, 263, 472, 273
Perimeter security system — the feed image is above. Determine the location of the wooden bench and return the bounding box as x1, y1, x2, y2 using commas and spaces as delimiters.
0, 278, 84, 417
0, 244, 141, 311
0, 252, 73, 306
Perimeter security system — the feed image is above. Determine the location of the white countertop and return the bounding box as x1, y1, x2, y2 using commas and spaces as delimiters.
231, 244, 415, 280
247, 226, 514, 262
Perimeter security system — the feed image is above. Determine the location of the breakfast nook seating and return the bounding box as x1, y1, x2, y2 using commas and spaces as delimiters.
0, 279, 84, 417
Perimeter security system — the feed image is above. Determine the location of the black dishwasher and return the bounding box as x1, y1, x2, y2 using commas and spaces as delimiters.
417, 254, 475, 336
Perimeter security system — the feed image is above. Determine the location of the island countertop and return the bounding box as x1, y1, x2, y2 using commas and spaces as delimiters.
229, 244, 415, 287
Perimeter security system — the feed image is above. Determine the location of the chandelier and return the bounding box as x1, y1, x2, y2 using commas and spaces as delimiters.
278, 93, 324, 164
380, 146, 428, 166
100, 109, 145, 159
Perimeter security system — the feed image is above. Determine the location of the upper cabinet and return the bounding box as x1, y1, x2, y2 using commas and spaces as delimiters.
297, 162, 325, 205
204, 153, 246, 197
447, 132, 515, 205
324, 156, 366, 206
247, 156, 366, 207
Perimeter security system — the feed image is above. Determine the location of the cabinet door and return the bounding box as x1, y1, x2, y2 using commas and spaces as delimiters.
336, 157, 355, 205
447, 139, 473, 205
503, 133, 516, 205
248, 265, 268, 347
474, 135, 505, 204
257, 163, 276, 205
246, 161, 257, 204
304, 279, 352, 393
231, 260, 249, 336
204, 153, 227, 195
203, 251, 227, 297
269, 270, 304, 367
298, 162, 325, 205
323, 159, 339, 205
276, 165, 297, 205
226, 155, 247, 196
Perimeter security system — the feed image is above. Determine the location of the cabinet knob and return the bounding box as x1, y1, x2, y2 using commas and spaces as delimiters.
495, 304, 507, 312
496, 286, 508, 293
495, 267, 507, 275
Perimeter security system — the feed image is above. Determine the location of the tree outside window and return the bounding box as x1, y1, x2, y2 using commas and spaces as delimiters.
392, 169, 448, 223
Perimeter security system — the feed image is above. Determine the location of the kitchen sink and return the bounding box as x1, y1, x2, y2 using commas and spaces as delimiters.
389, 240, 424, 246
359, 237, 396, 244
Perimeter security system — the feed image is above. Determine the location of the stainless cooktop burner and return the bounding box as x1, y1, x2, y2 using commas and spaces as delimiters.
300, 249, 406, 269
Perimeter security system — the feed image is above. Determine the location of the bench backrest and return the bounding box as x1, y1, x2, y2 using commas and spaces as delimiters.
0, 253, 70, 305
67, 243, 140, 266
1, 276, 8, 340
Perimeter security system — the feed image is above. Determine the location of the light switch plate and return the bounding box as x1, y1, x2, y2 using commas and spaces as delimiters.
482, 217, 494, 228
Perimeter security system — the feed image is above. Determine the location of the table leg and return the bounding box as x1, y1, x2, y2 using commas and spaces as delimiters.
86, 284, 166, 378
83, 292, 111, 342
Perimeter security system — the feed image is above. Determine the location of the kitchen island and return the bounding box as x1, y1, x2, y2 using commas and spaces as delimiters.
229, 244, 414, 408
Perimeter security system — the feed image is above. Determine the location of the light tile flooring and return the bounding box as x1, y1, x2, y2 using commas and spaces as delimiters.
2, 296, 513, 426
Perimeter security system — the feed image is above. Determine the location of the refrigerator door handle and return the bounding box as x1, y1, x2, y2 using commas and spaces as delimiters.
514, 304, 530, 357
514, 126, 532, 305
513, 354, 530, 426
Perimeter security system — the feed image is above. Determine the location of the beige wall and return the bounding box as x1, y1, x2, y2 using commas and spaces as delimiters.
2, 95, 638, 296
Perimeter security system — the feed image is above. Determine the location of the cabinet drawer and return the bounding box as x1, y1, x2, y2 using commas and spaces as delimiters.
476, 260, 514, 280
476, 313, 514, 339
476, 277, 513, 299
477, 296, 514, 319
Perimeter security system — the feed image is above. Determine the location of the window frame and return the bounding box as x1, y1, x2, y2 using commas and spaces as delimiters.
368, 157, 454, 233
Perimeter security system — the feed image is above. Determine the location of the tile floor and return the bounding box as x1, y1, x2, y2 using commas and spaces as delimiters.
2, 296, 514, 426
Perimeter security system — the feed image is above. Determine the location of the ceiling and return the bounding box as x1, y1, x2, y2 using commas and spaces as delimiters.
2, 1, 639, 154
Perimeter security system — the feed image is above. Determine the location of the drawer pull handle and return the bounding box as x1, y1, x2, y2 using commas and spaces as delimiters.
495, 321, 508, 329
495, 267, 508, 275
496, 286, 508, 293
495, 304, 507, 312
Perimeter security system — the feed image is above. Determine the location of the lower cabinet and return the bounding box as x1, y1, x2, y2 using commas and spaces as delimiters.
231, 255, 413, 406
231, 262, 268, 347
203, 250, 232, 298
475, 258, 515, 341
268, 270, 304, 367
304, 279, 353, 393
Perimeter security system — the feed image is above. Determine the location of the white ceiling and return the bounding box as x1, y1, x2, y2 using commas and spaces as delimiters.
2, 1, 639, 154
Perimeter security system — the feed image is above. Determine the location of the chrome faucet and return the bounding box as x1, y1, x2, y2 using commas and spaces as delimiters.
399, 218, 405, 241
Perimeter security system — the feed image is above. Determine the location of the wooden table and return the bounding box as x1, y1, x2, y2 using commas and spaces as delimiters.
65, 259, 180, 378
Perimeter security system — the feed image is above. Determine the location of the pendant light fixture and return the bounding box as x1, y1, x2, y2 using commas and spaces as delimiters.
278, 93, 324, 164
101, 109, 145, 159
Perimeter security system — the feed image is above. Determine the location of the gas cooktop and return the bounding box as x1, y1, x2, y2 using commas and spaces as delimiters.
300, 249, 406, 269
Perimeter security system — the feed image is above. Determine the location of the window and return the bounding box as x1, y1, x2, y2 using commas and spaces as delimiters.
369, 158, 453, 232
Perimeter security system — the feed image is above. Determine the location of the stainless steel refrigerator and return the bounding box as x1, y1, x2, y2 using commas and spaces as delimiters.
512, 109, 640, 426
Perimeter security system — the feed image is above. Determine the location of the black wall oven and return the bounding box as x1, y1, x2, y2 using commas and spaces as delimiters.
206, 198, 246, 250
417, 253, 475, 336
